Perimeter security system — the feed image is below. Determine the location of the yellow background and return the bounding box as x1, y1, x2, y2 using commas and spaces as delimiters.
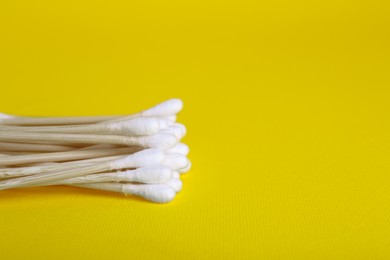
0, 0, 389, 259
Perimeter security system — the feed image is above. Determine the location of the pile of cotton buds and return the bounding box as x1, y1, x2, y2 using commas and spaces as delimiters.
0, 99, 190, 203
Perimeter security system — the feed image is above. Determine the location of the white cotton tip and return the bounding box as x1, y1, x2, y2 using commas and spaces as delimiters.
160, 123, 186, 140
169, 123, 187, 139
173, 171, 180, 178
107, 117, 160, 136
0, 113, 14, 122
164, 115, 177, 122
166, 178, 182, 192
123, 184, 176, 203
141, 99, 183, 117
155, 117, 175, 129
137, 133, 178, 149
128, 149, 166, 167
173, 123, 187, 137
179, 160, 192, 174
163, 153, 190, 171
167, 143, 189, 156
109, 149, 165, 170
122, 165, 173, 184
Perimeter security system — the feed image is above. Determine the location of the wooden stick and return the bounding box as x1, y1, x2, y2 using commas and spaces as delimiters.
0, 149, 165, 189
0, 99, 183, 126
66, 155, 125, 164
0, 151, 37, 155
0, 140, 89, 147
0, 117, 172, 136
78, 144, 121, 150
0, 115, 119, 126
0, 155, 126, 179
0, 132, 177, 149
0, 141, 75, 152
0, 147, 140, 166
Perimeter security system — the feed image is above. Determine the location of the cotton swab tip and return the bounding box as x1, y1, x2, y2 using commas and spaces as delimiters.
179, 160, 192, 174
163, 153, 190, 171
0, 113, 14, 122
167, 143, 190, 156
164, 115, 177, 122
173, 123, 187, 137
124, 165, 173, 184
139, 133, 178, 149
109, 149, 165, 170
160, 123, 186, 140
173, 171, 180, 178
107, 118, 160, 135
167, 178, 182, 192
123, 184, 176, 203
141, 99, 183, 117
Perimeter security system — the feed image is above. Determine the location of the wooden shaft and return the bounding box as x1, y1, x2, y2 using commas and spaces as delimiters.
0, 124, 109, 134
0, 163, 90, 179
0, 163, 110, 190
0, 115, 125, 126
0, 147, 138, 166
35, 172, 119, 186
0, 131, 138, 146
66, 155, 125, 164
0, 155, 126, 178
0, 151, 36, 155
78, 144, 121, 150
0, 141, 75, 152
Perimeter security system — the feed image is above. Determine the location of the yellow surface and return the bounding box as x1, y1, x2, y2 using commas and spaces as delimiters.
0, 0, 389, 259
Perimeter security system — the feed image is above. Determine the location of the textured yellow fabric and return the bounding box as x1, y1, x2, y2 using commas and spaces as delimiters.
0, 1, 389, 259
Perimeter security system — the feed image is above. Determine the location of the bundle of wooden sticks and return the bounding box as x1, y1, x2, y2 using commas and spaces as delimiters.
0, 99, 190, 203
